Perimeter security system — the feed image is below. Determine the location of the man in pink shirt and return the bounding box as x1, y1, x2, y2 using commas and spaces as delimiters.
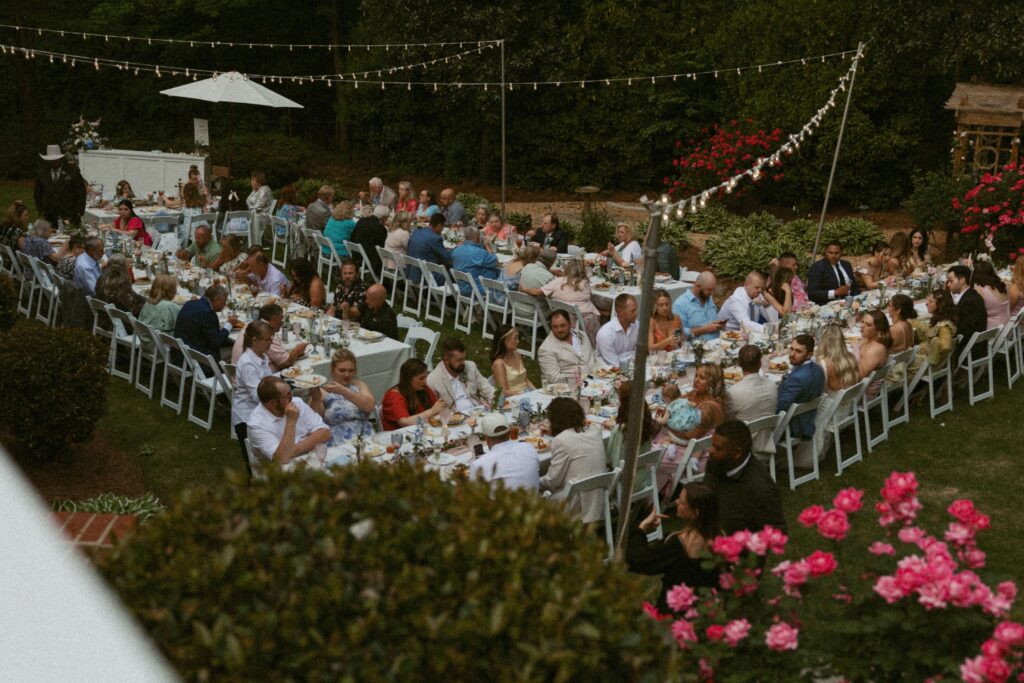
231, 303, 306, 372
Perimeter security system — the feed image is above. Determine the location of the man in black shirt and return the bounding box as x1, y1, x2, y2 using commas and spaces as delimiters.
350, 204, 389, 278
348, 284, 400, 341
526, 213, 570, 254
704, 420, 786, 534
947, 264, 987, 362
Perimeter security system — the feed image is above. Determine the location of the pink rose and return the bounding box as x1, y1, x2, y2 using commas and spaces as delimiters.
959, 655, 986, 683
671, 619, 698, 649
993, 621, 1024, 646
758, 526, 789, 554
833, 487, 864, 513
897, 526, 926, 545
996, 581, 1017, 602
965, 548, 987, 569
980, 655, 1011, 682
782, 560, 811, 597
944, 522, 975, 547
816, 509, 851, 541
746, 532, 768, 556
765, 622, 800, 651
711, 534, 746, 563
705, 624, 725, 641
666, 584, 697, 612
881, 471, 919, 503
797, 504, 825, 527
806, 550, 838, 577
719, 572, 736, 590
868, 541, 895, 556
723, 618, 751, 647
873, 575, 905, 604
981, 638, 1008, 659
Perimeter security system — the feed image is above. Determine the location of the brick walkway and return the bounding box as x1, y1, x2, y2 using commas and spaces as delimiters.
53, 512, 136, 549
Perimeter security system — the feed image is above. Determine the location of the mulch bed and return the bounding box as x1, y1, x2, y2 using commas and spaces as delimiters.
8, 435, 146, 503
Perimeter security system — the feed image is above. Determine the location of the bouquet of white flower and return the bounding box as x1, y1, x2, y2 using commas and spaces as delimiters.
63, 116, 107, 153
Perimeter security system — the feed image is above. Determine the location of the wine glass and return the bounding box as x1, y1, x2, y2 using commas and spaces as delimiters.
390, 432, 404, 451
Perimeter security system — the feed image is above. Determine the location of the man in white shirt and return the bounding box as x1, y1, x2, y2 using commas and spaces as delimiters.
718, 271, 777, 334
725, 345, 779, 459
538, 310, 599, 385
427, 337, 495, 413
246, 252, 290, 296
469, 413, 540, 490
247, 377, 330, 465
596, 293, 639, 368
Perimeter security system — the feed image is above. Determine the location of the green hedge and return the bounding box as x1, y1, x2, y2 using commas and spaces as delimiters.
0, 273, 17, 332
101, 465, 675, 680
703, 213, 806, 280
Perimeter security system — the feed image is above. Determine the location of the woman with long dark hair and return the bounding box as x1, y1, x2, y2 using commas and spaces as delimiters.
972, 260, 1010, 329
764, 265, 794, 317
626, 482, 721, 612
540, 398, 606, 522
286, 256, 326, 309
908, 289, 958, 380
110, 199, 152, 246
489, 324, 533, 396
908, 229, 930, 271
380, 358, 447, 430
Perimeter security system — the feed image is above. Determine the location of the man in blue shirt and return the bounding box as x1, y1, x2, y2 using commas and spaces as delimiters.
73, 235, 104, 296
672, 271, 725, 341
407, 213, 451, 284
451, 225, 498, 295
439, 188, 466, 227
776, 334, 825, 439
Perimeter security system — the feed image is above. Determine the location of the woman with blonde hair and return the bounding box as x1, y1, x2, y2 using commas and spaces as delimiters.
95, 253, 144, 318
138, 274, 182, 336
309, 348, 376, 444
817, 324, 860, 392
1009, 257, 1024, 318
654, 363, 725, 491
887, 231, 914, 277
541, 259, 601, 343
489, 324, 534, 396
396, 181, 418, 213
385, 210, 412, 261
646, 289, 683, 352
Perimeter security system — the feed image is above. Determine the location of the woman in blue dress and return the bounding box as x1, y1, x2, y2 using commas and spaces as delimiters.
310, 349, 376, 445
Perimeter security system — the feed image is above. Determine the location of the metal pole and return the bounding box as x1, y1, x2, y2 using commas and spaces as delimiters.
809, 41, 864, 268
612, 205, 662, 562
500, 39, 507, 219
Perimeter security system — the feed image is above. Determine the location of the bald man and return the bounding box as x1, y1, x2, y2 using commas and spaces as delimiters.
673, 270, 725, 341
718, 271, 778, 334
348, 283, 400, 341
438, 188, 466, 227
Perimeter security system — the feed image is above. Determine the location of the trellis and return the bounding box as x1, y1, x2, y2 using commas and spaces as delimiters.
946, 82, 1024, 177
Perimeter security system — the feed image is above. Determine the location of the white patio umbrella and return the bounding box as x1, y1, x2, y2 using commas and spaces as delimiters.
160, 71, 303, 178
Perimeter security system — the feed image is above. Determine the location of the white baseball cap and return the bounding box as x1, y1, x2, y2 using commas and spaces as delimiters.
479, 412, 510, 438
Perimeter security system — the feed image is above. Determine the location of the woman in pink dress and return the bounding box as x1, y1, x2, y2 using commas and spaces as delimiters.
540, 259, 600, 343
972, 260, 1010, 329
1008, 258, 1024, 319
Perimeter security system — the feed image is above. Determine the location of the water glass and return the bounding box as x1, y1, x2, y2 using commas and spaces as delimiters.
314, 443, 327, 466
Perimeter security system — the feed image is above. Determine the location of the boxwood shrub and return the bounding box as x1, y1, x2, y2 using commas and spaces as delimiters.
0, 323, 108, 457
101, 465, 676, 681
0, 273, 17, 332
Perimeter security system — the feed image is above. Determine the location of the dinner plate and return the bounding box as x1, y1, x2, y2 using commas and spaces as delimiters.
428, 453, 457, 466
291, 376, 325, 389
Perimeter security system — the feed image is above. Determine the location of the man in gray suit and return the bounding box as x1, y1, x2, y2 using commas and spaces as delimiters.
725, 345, 779, 460
305, 185, 334, 232
369, 177, 397, 212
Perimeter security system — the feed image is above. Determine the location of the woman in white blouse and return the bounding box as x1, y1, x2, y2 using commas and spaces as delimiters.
246, 170, 273, 212
604, 223, 642, 268
231, 320, 275, 471
540, 398, 607, 523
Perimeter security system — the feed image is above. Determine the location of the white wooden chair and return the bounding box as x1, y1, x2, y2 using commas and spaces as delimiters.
0, 243, 17, 277
743, 413, 782, 482
86, 296, 116, 354
270, 216, 290, 268
221, 210, 253, 247
828, 380, 869, 477
343, 240, 380, 284
15, 252, 38, 318
774, 397, 823, 489
478, 277, 509, 340
106, 306, 140, 383
662, 434, 713, 505
906, 341, 956, 419
405, 326, 440, 369
506, 291, 550, 359
186, 348, 233, 432
678, 267, 700, 284
29, 258, 61, 327
399, 255, 427, 317
548, 299, 588, 341
859, 360, 893, 452
886, 347, 917, 429
993, 313, 1023, 388
451, 270, 484, 334
182, 212, 218, 243
617, 448, 665, 542
566, 468, 620, 561
956, 328, 1000, 406
397, 314, 420, 339
376, 246, 403, 305
156, 332, 193, 414
422, 261, 458, 325
243, 437, 264, 482
130, 318, 165, 399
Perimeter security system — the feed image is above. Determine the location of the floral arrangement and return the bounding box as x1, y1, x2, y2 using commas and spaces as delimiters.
954, 162, 1024, 263
63, 116, 107, 153
665, 119, 785, 200
646, 472, 1018, 681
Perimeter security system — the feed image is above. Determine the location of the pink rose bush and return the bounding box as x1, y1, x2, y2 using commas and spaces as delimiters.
649, 471, 1017, 681
956, 162, 1024, 262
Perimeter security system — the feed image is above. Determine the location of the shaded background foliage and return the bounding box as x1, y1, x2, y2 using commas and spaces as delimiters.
3, 1, 1024, 206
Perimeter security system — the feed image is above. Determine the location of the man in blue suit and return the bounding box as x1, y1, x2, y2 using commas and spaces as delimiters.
173, 284, 243, 361
806, 241, 860, 304
776, 333, 825, 439
406, 212, 451, 284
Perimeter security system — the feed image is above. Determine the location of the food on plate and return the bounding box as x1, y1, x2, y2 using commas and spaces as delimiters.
292, 376, 324, 389
356, 328, 383, 341
768, 360, 790, 373
293, 309, 316, 319
282, 367, 305, 378
593, 281, 611, 290
593, 367, 618, 379
721, 330, 743, 341
723, 367, 743, 383
521, 436, 549, 451
430, 412, 467, 427
360, 443, 385, 458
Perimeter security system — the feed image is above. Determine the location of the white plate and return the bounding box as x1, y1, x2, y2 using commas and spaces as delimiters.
291, 376, 325, 389
428, 453, 457, 466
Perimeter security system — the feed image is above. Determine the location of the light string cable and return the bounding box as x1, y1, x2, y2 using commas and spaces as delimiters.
0, 41, 496, 83
0, 23, 500, 51
654, 45, 865, 221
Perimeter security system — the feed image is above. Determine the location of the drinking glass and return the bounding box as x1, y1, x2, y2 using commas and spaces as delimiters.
314, 443, 327, 466
391, 432, 404, 450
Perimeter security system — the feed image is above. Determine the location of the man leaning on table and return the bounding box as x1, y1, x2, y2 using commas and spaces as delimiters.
175, 224, 220, 267
231, 303, 307, 371
718, 271, 778, 334
427, 338, 495, 413
596, 293, 640, 368
806, 241, 860, 305
538, 310, 599, 385
247, 377, 330, 465
673, 271, 725, 341
469, 413, 540, 491
73, 236, 105, 296
246, 252, 290, 295
174, 284, 243, 361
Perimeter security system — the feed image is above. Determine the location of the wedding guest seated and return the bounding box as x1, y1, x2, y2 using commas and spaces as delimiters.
763, 264, 794, 317
452, 225, 499, 295
541, 259, 601, 343
246, 170, 273, 213
856, 241, 892, 291
718, 271, 777, 334
110, 199, 152, 246
625, 483, 720, 612
490, 324, 535, 396
807, 241, 859, 304
174, 284, 243, 360
725, 345, 779, 460
972, 260, 1010, 329
672, 271, 725, 341
603, 222, 642, 268
887, 231, 914, 277
22, 219, 59, 264
469, 413, 540, 490
114, 179, 135, 200
73, 236, 104, 296
351, 204, 389, 275
498, 243, 535, 299
346, 284, 400, 341
887, 294, 916, 353
246, 252, 290, 296
1, 199, 29, 251
947, 265, 986, 360
907, 229, 931, 272
380, 358, 447, 430
777, 252, 808, 309
541, 398, 606, 521
175, 224, 220, 267
56, 235, 85, 280
208, 235, 247, 274
247, 376, 330, 465
538, 310, 599, 385
329, 260, 368, 315
305, 185, 335, 232
483, 212, 515, 242
907, 289, 958, 380
438, 187, 466, 226
138, 274, 182, 338
416, 189, 439, 221
95, 253, 144, 318
385, 211, 412, 260
817, 325, 861, 394
284, 257, 326, 310
309, 349, 376, 445
406, 212, 451, 283
369, 176, 397, 211
427, 337, 495, 413
647, 289, 683, 352
526, 212, 570, 253
705, 420, 786, 533
776, 334, 825, 439
231, 303, 307, 371
856, 310, 891, 399
324, 201, 357, 257
596, 293, 639, 368
275, 184, 303, 224
656, 364, 725, 489
468, 204, 490, 232
395, 180, 418, 214
606, 380, 660, 470
231, 320, 275, 454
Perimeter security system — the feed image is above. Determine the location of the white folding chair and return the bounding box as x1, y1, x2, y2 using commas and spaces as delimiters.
886, 347, 917, 429
743, 413, 782, 482
506, 290, 550, 359
156, 332, 193, 414
566, 468, 620, 561
30, 258, 60, 327
478, 277, 509, 341
222, 210, 253, 247
130, 319, 165, 399
451, 270, 483, 334
956, 328, 1000, 406
678, 267, 699, 284
270, 216, 290, 268
344, 240, 380, 284
829, 380, 869, 477
774, 397, 823, 489
663, 434, 713, 505
148, 215, 179, 239
15, 252, 38, 318
617, 448, 665, 542
312, 233, 344, 291
548, 299, 588, 340
300, 227, 320, 259
182, 212, 219, 243
86, 296, 115, 351
186, 348, 234, 432
906, 343, 955, 419
422, 261, 458, 325
859, 361, 893, 452
0, 243, 17, 277
397, 314, 420, 339
993, 313, 1023, 388
399, 255, 427, 317
405, 325, 440, 369
376, 246, 403, 305
243, 437, 265, 482
106, 306, 140, 383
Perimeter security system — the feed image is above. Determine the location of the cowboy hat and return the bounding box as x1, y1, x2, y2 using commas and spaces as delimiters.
39, 144, 65, 161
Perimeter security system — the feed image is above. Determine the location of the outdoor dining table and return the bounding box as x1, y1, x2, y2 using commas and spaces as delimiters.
84, 204, 182, 226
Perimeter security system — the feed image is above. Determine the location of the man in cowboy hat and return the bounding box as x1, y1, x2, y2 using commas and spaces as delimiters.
34, 144, 86, 228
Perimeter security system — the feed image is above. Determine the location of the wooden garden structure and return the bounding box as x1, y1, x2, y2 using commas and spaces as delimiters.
946, 83, 1024, 176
